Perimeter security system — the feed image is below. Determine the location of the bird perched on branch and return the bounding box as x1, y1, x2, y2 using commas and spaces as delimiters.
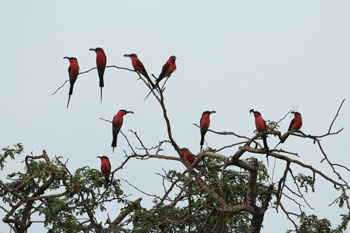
281, 111, 303, 143
250, 109, 269, 150
89, 47, 107, 103
124, 53, 154, 88
63, 57, 79, 108
111, 109, 134, 152
181, 148, 196, 164
200, 111, 216, 151
145, 56, 176, 99
97, 156, 111, 183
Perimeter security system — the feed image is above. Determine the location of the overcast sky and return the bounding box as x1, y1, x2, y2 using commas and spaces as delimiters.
1, 1, 349, 232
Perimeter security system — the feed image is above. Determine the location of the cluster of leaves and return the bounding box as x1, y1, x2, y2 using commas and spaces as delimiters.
0, 146, 127, 232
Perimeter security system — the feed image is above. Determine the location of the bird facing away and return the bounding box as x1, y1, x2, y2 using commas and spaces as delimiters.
250, 109, 269, 150
97, 156, 111, 183
89, 47, 107, 103
181, 148, 196, 164
63, 57, 79, 108
124, 53, 154, 88
111, 109, 134, 152
200, 110, 216, 151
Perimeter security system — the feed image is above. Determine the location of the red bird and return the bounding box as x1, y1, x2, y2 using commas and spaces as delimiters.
111, 109, 134, 152
97, 156, 111, 183
181, 148, 196, 164
89, 47, 107, 103
145, 56, 177, 99
250, 109, 269, 150
154, 55, 177, 89
200, 110, 216, 151
63, 57, 80, 108
288, 111, 302, 131
124, 53, 154, 88
281, 111, 303, 143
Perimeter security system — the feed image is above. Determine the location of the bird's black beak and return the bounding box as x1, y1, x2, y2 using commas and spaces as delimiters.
210, 111, 216, 114
124, 54, 131, 57
97, 156, 102, 159
89, 48, 96, 52
126, 111, 134, 114
291, 111, 295, 114
249, 109, 254, 115
63, 56, 70, 60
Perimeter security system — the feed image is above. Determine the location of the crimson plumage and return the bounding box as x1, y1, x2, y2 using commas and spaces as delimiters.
97, 156, 111, 183
153, 56, 177, 89
181, 148, 196, 164
280, 111, 303, 143
124, 53, 154, 88
111, 109, 134, 152
63, 57, 79, 108
288, 112, 302, 131
200, 111, 216, 151
90, 47, 107, 102
250, 109, 268, 150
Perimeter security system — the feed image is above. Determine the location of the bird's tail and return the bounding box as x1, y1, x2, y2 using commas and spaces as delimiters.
200, 129, 207, 150
104, 174, 110, 183
144, 90, 153, 100
111, 136, 117, 151
100, 87, 103, 103
98, 68, 105, 88
262, 133, 269, 151
69, 84, 74, 96
67, 95, 71, 108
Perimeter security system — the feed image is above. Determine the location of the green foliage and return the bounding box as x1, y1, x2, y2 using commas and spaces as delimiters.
295, 174, 315, 193
0, 143, 23, 170
0, 145, 126, 233
266, 120, 279, 131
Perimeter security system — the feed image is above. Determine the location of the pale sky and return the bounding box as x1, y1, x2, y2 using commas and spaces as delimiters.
1, 1, 349, 232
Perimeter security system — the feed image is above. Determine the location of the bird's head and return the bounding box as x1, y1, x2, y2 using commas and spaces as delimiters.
170, 55, 176, 61
89, 47, 103, 52
180, 148, 190, 155
97, 155, 109, 160
119, 109, 134, 115
291, 111, 301, 116
124, 53, 137, 58
63, 57, 77, 62
203, 110, 216, 115
250, 109, 261, 116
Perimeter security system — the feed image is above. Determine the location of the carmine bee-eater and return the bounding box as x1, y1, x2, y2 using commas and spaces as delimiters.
288, 111, 302, 131
63, 57, 79, 108
97, 156, 111, 183
200, 111, 216, 151
250, 109, 269, 150
124, 53, 154, 88
154, 56, 177, 89
111, 109, 134, 152
281, 111, 303, 143
145, 56, 177, 99
89, 47, 107, 103
181, 148, 196, 164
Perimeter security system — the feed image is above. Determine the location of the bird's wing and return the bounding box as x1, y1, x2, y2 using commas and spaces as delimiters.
136, 60, 149, 78
159, 62, 170, 79
108, 160, 111, 170
288, 119, 296, 131
68, 66, 71, 75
